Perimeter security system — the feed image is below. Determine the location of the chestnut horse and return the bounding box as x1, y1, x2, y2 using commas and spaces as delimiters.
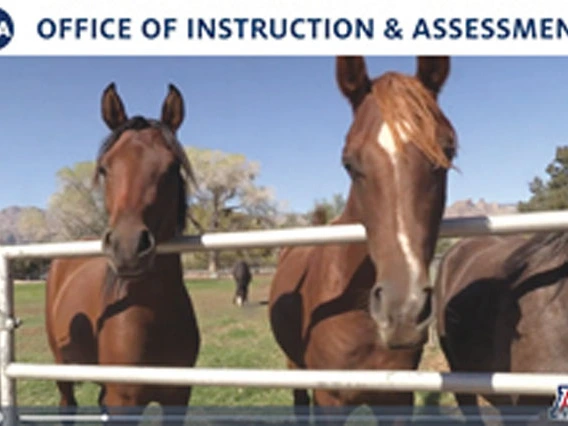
269, 56, 457, 421
436, 232, 568, 421
45, 83, 200, 422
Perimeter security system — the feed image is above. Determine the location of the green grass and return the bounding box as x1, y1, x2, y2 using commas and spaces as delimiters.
13, 277, 455, 410
14, 277, 292, 407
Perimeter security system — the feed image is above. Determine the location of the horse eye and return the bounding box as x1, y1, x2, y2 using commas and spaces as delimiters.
98, 166, 107, 177
444, 146, 456, 160
343, 160, 363, 179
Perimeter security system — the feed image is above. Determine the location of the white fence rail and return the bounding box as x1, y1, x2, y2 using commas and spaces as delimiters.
2, 210, 568, 422
3, 210, 568, 259
6, 364, 568, 396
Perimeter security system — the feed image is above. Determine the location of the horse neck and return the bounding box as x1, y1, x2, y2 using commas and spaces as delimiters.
118, 254, 185, 303
326, 187, 374, 291
332, 187, 362, 225
153, 252, 183, 272
147, 219, 186, 289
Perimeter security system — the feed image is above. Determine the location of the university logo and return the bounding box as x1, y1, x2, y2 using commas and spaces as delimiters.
0, 8, 13, 50
549, 385, 568, 421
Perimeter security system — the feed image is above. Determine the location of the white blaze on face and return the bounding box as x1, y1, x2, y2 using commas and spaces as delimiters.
377, 123, 422, 286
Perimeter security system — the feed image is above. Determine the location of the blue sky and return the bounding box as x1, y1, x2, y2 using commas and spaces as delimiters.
1, 56, 566, 213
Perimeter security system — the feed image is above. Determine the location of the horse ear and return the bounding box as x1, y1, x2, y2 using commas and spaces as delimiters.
101, 83, 128, 130
336, 56, 372, 111
416, 56, 450, 97
161, 83, 185, 133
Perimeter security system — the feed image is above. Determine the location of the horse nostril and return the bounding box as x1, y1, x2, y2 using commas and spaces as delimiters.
373, 286, 382, 300
370, 286, 383, 317
137, 229, 155, 256
102, 229, 113, 251
417, 288, 433, 324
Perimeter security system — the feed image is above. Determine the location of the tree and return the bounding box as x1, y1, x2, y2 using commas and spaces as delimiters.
13, 209, 53, 280
278, 212, 309, 228
47, 161, 107, 240
184, 147, 280, 276
17, 208, 53, 243
519, 146, 568, 212
308, 193, 346, 224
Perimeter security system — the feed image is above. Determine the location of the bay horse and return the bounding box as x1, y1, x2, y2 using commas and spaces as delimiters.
268, 56, 457, 422
45, 83, 200, 422
436, 231, 568, 422
232, 260, 252, 306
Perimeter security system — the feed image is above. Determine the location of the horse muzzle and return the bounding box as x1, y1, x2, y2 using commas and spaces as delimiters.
102, 226, 156, 278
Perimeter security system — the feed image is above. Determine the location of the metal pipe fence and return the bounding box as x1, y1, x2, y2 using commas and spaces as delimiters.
1, 211, 568, 423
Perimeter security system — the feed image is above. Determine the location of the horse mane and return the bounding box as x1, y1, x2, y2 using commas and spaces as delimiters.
93, 115, 193, 234
503, 231, 568, 281
372, 72, 457, 169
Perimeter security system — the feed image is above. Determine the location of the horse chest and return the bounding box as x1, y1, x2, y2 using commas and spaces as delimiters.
305, 315, 418, 375
304, 309, 378, 368
96, 302, 197, 364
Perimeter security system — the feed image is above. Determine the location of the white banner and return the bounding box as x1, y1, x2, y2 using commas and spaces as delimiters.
0, 0, 568, 55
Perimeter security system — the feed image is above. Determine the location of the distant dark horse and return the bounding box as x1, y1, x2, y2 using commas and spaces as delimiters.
269, 56, 457, 421
45, 83, 200, 424
232, 260, 252, 306
435, 232, 568, 422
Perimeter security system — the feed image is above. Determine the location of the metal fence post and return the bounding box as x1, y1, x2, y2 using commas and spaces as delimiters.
0, 254, 17, 425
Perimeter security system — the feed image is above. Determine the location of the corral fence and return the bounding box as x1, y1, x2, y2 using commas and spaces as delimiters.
2, 210, 568, 424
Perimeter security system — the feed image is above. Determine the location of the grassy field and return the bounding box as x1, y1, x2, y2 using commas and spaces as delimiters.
13, 276, 456, 409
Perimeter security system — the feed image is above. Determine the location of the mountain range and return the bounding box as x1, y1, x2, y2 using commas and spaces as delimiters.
443, 198, 517, 218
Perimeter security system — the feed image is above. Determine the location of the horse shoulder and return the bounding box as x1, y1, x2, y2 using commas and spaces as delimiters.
48, 258, 107, 338
271, 243, 343, 305
302, 246, 382, 364
46, 257, 102, 312
436, 236, 508, 298
270, 246, 313, 299
435, 237, 504, 333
